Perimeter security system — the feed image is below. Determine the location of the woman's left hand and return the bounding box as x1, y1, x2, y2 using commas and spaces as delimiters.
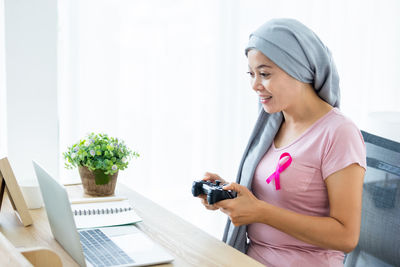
214, 182, 263, 226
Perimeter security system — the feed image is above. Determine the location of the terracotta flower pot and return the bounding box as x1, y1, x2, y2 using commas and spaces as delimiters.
78, 166, 118, 196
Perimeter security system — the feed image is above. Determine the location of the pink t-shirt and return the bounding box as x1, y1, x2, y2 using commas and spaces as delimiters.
247, 108, 366, 267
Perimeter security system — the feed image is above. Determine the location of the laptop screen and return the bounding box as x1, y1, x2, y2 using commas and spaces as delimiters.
33, 161, 87, 267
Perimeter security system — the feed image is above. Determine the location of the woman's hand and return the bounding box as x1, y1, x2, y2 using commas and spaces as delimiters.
214, 182, 262, 226
198, 172, 228, 211
202, 172, 228, 184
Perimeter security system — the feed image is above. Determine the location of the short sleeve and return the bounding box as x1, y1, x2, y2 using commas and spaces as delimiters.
321, 122, 367, 179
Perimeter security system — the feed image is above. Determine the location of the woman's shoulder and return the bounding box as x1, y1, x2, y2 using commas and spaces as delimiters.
318, 108, 367, 176
315, 108, 365, 152
321, 108, 361, 133
308, 107, 364, 148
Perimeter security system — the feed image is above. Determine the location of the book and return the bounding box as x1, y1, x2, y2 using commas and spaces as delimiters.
70, 199, 142, 229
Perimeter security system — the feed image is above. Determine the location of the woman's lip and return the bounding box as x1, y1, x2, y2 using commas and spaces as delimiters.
260, 96, 272, 104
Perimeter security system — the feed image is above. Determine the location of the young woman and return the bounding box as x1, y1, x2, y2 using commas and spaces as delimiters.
198, 18, 366, 266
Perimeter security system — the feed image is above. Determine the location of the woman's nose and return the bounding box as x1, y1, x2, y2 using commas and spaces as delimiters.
251, 76, 263, 92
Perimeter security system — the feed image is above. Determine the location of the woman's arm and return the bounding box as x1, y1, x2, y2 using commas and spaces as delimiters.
215, 163, 365, 253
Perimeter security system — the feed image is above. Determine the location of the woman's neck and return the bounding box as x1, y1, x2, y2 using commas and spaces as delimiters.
282, 87, 333, 127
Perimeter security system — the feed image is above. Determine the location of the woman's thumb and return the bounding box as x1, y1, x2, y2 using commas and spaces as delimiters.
223, 182, 241, 194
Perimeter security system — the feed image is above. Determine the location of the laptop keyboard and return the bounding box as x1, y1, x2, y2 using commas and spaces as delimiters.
79, 229, 135, 267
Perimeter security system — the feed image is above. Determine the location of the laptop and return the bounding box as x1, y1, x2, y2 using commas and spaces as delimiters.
33, 161, 174, 267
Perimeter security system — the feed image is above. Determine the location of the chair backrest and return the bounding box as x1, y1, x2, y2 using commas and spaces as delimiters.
345, 131, 400, 267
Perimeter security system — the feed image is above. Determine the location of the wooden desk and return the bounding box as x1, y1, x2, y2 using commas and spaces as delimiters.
0, 190, 79, 266
1, 183, 264, 267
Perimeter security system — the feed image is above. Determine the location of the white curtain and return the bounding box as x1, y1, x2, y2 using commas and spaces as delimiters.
0, 0, 7, 157
58, 0, 400, 238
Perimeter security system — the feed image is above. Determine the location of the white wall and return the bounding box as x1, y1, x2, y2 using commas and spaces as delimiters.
56, 0, 400, 239
0, 0, 6, 158
3, 0, 400, 241
4, 0, 58, 183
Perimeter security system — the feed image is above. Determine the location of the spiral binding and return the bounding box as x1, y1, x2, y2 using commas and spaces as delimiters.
73, 207, 133, 216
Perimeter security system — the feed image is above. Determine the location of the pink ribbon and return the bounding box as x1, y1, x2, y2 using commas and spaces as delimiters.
266, 152, 292, 190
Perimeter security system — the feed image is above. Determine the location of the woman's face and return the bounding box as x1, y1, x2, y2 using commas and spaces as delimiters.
247, 49, 304, 114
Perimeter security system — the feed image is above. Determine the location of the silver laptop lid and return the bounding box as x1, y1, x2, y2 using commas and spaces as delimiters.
33, 161, 87, 267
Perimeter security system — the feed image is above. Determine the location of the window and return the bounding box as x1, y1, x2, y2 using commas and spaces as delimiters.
58, 0, 400, 238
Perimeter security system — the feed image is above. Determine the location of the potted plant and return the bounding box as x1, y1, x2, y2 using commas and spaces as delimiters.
63, 133, 139, 196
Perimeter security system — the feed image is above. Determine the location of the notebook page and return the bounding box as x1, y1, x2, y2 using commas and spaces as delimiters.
71, 200, 142, 229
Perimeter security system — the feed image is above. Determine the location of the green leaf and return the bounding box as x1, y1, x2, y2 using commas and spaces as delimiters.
64, 132, 139, 174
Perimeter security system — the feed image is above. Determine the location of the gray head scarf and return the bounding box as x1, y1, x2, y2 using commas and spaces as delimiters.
222, 18, 340, 253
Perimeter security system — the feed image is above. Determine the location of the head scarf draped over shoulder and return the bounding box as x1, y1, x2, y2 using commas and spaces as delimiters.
222, 18, 341, 252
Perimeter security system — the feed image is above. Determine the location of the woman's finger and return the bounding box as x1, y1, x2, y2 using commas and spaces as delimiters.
200, 196, 218, 210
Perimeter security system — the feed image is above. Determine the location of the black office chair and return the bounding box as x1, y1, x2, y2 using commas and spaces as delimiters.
344, 131, 400, 267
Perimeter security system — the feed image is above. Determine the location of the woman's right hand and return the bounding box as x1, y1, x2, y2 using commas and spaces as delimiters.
198, 172, 228, 210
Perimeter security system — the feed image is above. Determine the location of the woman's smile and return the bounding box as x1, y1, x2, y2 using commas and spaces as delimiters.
259, 95, 272, 104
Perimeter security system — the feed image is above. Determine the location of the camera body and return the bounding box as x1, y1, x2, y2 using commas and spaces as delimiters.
191, 180, 237, 205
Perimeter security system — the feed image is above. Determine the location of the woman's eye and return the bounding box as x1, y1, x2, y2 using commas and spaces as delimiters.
247, 71, 254, 77
260, 73, 270, 77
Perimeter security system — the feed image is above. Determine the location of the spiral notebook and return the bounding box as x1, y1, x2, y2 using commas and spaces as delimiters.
71, 199, 142, 229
